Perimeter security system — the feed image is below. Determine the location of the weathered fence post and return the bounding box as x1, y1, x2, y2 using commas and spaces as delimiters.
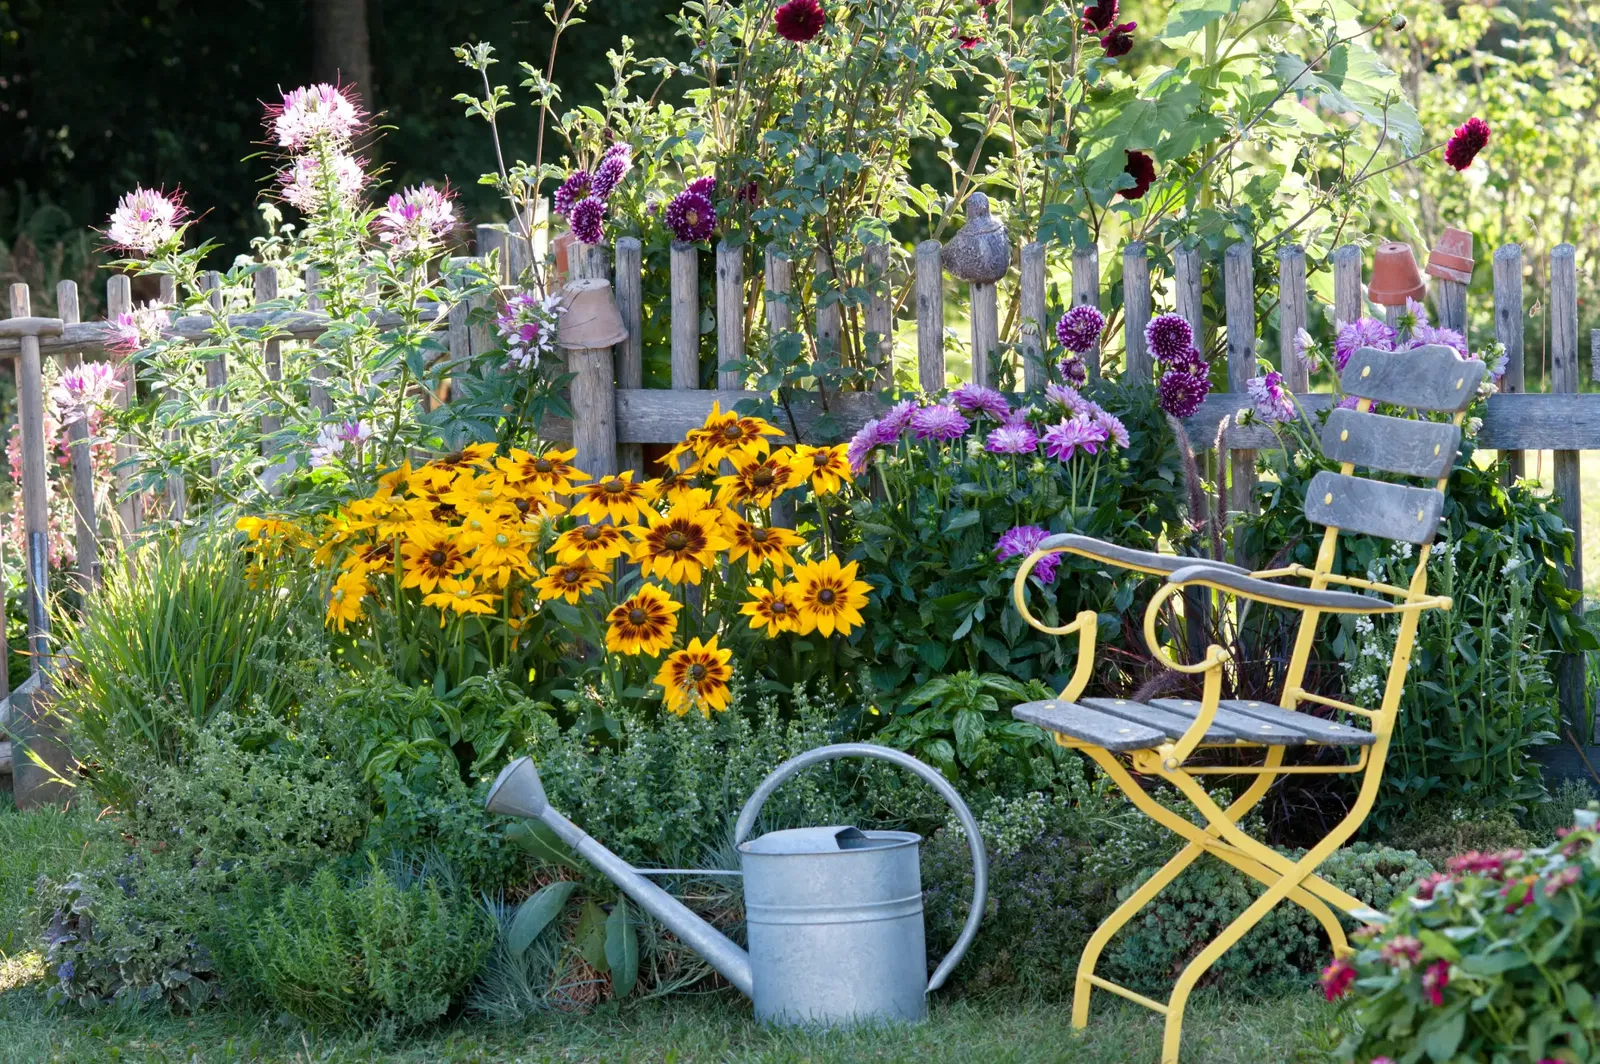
564, 279, 621, 479
864, 242, 894, 392
1550, 243, 1585, 739
305, 267, 332, 416
256, 267, 282, 443
1123, 242, 1151, 382
106, 275, 142, 538
969, 275, 998, 389
916, 240, 944, 392
201, 271, 228, 480
671, 242, 700, 390
9, 283, 53, 662
161, 275, 187, 520
815, 250, 842, 364
55, 280, 100, 592
615, 236, 644, 476
1072, 245, 1101, 380
1019, 242, 1047, 392
1494, 244, 1525, 482
1278, 245, 1309, 391
1224, 241, 1257, 521
1174, 246, 1203, 346
572, 241, 608, 282
1331, 244, 1362, 328
716, 242, 744, 390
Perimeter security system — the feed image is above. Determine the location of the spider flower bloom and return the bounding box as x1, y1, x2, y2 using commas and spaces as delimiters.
105, 301, 171, 355
105, 187, 186, 254
665, 189, 716, 243
910, 403, 969, 441
606, 584, 680, 656
1042, 414, 1108, 461
374, 185, 457, 255
270, 83, 365, 150
1121, 150, 1157, 200
591, 145, 632, 198
310, 420, 374, 467
792, 555, 871, 637
1100, 20, 1137, 57
1158, 369, 1210, 419
985, 422, 1039, 456
279, 151, 366, 213
1445, 116, 1490, 171
1246, 370, 1295, 423
1318, 958, 1356, 1001
495, 291, 565, 371
1334, 318, 1397, 370
774, 0, 826, 42
995, 524, 1059, 584
951, 383, 1010, 420
1059, 354, 1089, 387
52, 362, 122, 425
1082, 0, 1117, 31
1056, 305, 1105, 353
553, 170, 594, 216
1145, 313, 1194, 366
656, 636, 735, 717
569, 195, 607, 245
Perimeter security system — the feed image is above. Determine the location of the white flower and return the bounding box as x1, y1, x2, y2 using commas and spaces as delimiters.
309, 420, 373, 468
105, 187, 185, 254
279, 151, 366, 213
272, 84, 364, 151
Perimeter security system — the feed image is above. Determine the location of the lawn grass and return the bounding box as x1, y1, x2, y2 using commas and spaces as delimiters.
0, 982, 1343, 1064
0, 790, 109, 956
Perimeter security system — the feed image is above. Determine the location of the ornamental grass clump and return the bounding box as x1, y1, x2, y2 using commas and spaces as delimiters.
1330, 810, 1600, 1064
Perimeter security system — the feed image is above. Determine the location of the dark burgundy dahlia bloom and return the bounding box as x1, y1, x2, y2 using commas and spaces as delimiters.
1121, 150, 1156, 200
1082, 0, 1117, 32
665, 189, 717, 243
775, 0, 826, 43
1445, 116, 1490, 171
1100, 21, 1136, 57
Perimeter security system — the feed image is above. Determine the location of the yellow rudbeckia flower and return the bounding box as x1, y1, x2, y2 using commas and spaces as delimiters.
654, 636, 734, 717
792, 555, 871, 637
605, 584, 681, 656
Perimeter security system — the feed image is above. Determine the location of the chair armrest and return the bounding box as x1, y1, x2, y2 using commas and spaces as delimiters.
1166, 565, 1450, 614
1037, 534, 1248, 578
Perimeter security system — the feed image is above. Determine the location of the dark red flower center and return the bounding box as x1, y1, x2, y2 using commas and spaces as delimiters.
818, 588, 836, 605
628, 608, 648, 626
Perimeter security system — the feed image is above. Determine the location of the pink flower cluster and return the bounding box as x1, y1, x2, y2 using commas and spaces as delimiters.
556, 144, 633, 245
666, 175, 718, 244
374, 184, 458, 256
105, 188, 186, 256
495, 291, 566, 371
266, 84, 372, 218
995, 524, 1059, 584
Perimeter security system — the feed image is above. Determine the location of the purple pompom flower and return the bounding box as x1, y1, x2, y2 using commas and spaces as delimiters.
1056, 305, 1106, 354
1145, 313, 1194, 366
910, 403, 969, 441
951, 383, 1010, 420
553, 170, 594, 217
1059, 354, 1089, 387
665, 189, 716, 242
877, 399, 918, 442
985, 422, 1039, 455
847, 418, 882, 473
1246, 370, 1295, 423
592, 146, 632, 198
687, 175, 718, 197
995, 524, 1059, 584
569, 195, 607, 245
1334, 318, 1397, 371
1042, 414, 1109, 461
1158, 370, 1210, 419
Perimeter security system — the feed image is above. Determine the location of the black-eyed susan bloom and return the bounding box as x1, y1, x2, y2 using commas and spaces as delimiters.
687, 402, 784, 469
550, 521, 630, 566
497, 446, 589, 496
342, 538, 395, 577
741, 582, 801, 637
534, 559, 611, 603
326, 570, 369, 632
655, 636, 734, 717
793, 555, 871, 636
725, 517, 803, 575
715, 450, 803, 508
429, 442, 498, 474
627, 496, 731, 585
795, 443, 852, 495
605, 584, 681, 656
423, 575, 498, 622
571, 471, 652, 525
401, 525, 468, 593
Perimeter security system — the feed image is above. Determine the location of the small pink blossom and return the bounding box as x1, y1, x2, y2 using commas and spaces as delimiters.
1421, 959, 1450, 1007
270, 83, 365, 151
51, 362, 122, 426
1318, 957, 1355, 1001
984, 423, 1038, 455
310, 420, 373, 468
106, 301, 170, 356
105, 187, 186, 255
374, 185, 457, 255
278, 151, 366, 213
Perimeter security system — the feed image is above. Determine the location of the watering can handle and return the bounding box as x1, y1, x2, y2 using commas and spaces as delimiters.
733, 743, 988, 994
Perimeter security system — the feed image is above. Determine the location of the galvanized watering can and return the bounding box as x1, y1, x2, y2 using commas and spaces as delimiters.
485, 743, 987, 1026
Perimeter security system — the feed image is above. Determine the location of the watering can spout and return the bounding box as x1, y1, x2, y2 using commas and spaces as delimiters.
486, 757, 754, 997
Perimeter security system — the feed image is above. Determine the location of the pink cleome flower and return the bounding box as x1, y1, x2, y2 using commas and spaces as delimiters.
270, 83, 365, 151
105, 187, 186, 255
279, 151, 366, 213
106, 301, 171, 356
374, 185, 457, 255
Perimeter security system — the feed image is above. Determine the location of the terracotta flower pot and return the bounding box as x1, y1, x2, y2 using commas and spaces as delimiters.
1426, 227, 1475, 284
557, 278, 628, 349
551, 231, 575, 281
1368, 242, 1427, 306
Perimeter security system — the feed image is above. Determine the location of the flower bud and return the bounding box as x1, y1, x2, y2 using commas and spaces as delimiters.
1389, 13, 1407, 30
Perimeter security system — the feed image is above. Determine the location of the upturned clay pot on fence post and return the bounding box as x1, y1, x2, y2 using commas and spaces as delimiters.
1367, 242, 1428, 326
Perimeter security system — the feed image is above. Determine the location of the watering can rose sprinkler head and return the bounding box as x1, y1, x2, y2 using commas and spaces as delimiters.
486, 744, 988, 1027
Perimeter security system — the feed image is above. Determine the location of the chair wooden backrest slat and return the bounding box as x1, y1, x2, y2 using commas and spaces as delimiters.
1338, 344, 1487, 412
1303, 471, 1445, 545
1320, 408, 1461, 480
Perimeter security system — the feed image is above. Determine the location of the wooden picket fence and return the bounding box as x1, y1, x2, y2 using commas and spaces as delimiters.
0, 223, 1596, 793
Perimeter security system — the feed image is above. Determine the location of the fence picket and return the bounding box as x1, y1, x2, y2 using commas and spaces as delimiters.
615, 237, 644, 476
969, 277, 998, 389
865, 243, 894, 392
1019, 242, 1047, 392
305, 268, 332, 415
1493, 244, 1525, 482
1174, 246, 1203, 349
916, 240, 944, 392
9, 283, 50, 659
1550, 243, 1585, 739
1224, 241, 1257, 520
56, 280, 100, 592
1278, 245, 1308, 391
106, 275, 142, 538
256, 267, 282, 440
202, 271, 226, 480
670, 242, 699, 390
1072, 245, 1101, 380
1123, 242, 1151, 382
1332, 244, 1361, 329
717, 242, 744, 390
572, 241, 608, 282
815, 250, 842, 364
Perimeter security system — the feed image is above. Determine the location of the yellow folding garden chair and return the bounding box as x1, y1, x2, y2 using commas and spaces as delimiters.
1009, 344, 1485, 1063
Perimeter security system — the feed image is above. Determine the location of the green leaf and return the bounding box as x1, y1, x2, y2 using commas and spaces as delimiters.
1418, 929, 1462, 962
1160, 0, 1241, 41
505, 821, 580, 870
508, 880, 578, 956
1422, 1009, 1465, 1061
575, 900, 611, 973
953, 708, 985, 765
605, 896, 640, 997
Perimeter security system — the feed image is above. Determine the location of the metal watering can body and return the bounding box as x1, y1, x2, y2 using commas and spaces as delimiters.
486, 743, 987, 1027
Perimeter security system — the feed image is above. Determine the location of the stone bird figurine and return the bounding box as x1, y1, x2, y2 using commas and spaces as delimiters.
941, 193, 1010, 284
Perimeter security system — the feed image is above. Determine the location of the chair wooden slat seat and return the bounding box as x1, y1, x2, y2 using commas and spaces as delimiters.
1151, 698, 1374, 747
1011, 700, 1168, 753
1081, 697, 1243, 744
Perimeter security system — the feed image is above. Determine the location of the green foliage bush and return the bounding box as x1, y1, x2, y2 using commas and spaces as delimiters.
216, 857, 494, 1032
1334, 810, 1600, 1063
1386, 800, 1533, 872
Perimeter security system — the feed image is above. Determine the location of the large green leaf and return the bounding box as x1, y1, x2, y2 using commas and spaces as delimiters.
605, 896, 640, 997
575, 900, 611, 973
507, 880, 578, 957
1272, 47, 1422, 151
1160, 0, 1243, 41
506, 821, 580, 870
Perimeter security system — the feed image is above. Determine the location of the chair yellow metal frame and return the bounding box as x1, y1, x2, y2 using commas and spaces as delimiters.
1010, 395, 1463, 1063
